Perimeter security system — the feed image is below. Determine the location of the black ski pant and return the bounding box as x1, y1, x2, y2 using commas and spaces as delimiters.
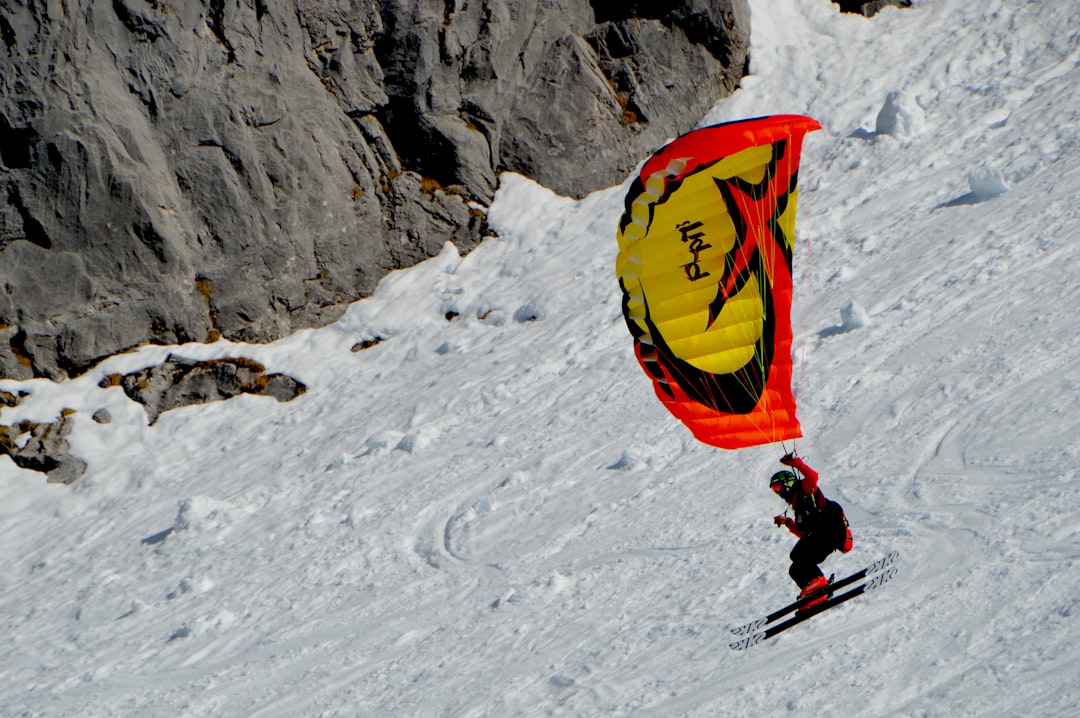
789, 532, 837, 588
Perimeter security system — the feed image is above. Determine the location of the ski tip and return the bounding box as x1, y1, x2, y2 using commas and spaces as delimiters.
729, 632, 763, 651
864, 565, 899, 593
730, 618, 766, 636
872, 550, 900, 572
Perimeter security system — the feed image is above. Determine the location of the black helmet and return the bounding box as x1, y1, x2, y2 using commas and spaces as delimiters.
770, 470, 798, 497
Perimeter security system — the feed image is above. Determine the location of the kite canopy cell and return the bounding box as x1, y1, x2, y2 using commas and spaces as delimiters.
616, 115, 821, 449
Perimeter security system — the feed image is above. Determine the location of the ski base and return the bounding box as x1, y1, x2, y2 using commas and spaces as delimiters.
729, 565, 898, 651
730, 550, 898, 637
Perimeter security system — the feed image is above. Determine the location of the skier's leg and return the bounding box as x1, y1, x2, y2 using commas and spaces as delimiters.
789, 533, 834, 588
789, 537, 826, 588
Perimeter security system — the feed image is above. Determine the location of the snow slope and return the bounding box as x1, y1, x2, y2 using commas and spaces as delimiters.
2, 0, 1078, 715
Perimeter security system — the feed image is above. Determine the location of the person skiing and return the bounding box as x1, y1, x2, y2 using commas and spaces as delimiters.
770, 453, 853, 609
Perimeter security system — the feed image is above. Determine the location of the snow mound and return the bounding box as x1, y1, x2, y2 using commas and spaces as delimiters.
875, 90, 925, 139
840, 301, 872, 331
172, 495, 252, 536
967, 166, 1010, 201
820, 301, 872, 337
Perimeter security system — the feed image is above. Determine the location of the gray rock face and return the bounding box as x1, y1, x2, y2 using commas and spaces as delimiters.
381, 0, 750, 198
0, 0, 749, 381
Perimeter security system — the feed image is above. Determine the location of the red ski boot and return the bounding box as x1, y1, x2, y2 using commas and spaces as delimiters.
797, 575, 831, 612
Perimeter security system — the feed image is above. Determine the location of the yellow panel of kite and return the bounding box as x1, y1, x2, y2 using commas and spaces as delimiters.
615, 115, 821, 449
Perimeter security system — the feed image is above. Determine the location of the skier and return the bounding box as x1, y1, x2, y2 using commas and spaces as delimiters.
770, 453, 853, 608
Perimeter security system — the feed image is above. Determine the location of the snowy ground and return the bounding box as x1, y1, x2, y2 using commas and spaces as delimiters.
2, 0, 1079, 715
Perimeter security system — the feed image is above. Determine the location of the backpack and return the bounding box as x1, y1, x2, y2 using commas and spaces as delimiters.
826, 500, 854, 553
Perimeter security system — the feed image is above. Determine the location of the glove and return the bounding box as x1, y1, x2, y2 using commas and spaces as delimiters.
780, 452, 796, 466
774, 514, 788, 527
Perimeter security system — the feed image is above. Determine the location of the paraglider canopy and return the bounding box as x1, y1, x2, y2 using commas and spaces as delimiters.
615, 115, 821, 449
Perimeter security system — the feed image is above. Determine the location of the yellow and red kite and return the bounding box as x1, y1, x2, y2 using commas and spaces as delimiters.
616, 115, 821, 449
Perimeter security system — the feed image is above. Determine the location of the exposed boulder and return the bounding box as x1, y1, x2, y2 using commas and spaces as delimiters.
0, 388, 24, 408
351, 336, 386, 352
0, 0, 750, 381
833, 0, 912, 17
101, 355, 307, 425
0, 411, 88, 485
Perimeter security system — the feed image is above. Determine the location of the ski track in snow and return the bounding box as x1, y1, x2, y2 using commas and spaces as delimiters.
2, 0, 1080, 715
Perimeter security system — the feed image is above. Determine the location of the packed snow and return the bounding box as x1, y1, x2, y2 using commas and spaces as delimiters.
2, 0, 1078, 715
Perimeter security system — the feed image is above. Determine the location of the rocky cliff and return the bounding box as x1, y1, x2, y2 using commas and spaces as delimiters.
0, 0, 750, 381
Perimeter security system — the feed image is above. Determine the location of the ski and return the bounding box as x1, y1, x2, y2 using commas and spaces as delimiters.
730, 550, 899, 636
728, 565, 898, 650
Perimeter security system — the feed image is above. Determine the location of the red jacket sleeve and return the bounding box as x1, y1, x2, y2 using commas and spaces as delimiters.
789, 457, 819, 493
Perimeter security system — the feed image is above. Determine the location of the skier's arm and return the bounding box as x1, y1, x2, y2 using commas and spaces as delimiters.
774, 515, 805, 537
782, 455, 819, 493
